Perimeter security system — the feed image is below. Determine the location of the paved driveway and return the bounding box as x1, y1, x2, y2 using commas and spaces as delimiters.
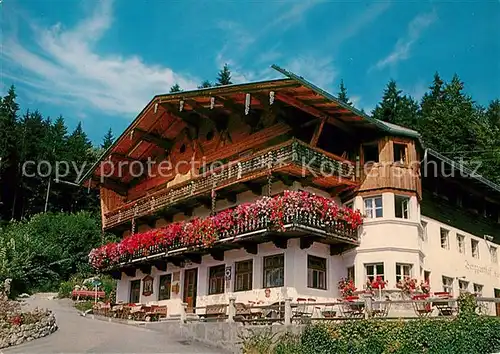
3, 295, 224, 353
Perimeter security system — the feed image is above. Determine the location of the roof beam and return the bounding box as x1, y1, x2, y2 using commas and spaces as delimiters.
274, 92, 352, 133
310, 118, 326, 147
97, 177, 128, 196
134, 128, 174, 150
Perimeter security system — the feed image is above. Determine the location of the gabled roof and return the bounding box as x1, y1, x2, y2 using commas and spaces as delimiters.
79, 65, 421, 185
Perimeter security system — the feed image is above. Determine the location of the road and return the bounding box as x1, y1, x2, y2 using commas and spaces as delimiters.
3, 295, 224, 353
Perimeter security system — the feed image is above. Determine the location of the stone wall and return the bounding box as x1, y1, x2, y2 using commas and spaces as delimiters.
144, 321, 305, 353
0, 311, 57, 349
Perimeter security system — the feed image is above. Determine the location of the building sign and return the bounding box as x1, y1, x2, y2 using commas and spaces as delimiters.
142, 275, 154, 296
465, 261, 500, 278
225, 266, 232, 280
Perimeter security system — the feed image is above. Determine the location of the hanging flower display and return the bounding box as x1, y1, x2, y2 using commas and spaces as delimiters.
338, 278, 357, 298
89, 190, 364, 271
396, 276, 417, 297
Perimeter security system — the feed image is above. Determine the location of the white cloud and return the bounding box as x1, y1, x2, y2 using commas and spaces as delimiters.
285, 55, 337, 88
330, 2, 391, 48
1, 0, 199, 116
374, 10, 437, 70
266, 0, 324, 32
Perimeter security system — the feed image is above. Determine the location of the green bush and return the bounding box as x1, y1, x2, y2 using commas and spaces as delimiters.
297, 316, 500, 354
242, 315, 500, 354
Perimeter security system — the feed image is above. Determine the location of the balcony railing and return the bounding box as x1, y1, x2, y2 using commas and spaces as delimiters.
104, 139, 356, 229
117, 212, 358, 267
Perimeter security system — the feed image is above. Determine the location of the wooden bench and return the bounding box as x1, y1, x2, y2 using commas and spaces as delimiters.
200, 304, 226, 321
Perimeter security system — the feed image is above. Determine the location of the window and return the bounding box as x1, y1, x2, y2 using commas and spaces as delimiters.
393, 143, 407, 164
307, 256, 327, 290
442, 276, 453, 293
396, 263, 412, 283
366, 263, 384, 282
363, 143, 379, 163
158, 274, 172, 300
490, 246, 498, 263
457, 234, 465, 254
459, 280, 469, 294
130, 280, 141, 303
424, 271, 431, 284
263, 254, 284, 288
347, 266, 355, 281
420, 221, 428, 242
235, 260, 253, 292
208, 265, 225, 295
471, 239, 480, 259
473, 283, 483, 296
440, 228, 450, 250
364, 196, 383, 218
345, 201, 354, 210
395, 195, 410, 219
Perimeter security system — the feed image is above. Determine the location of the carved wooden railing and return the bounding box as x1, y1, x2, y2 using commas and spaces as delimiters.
104, 140, 356, 229
116, 210, 358, 266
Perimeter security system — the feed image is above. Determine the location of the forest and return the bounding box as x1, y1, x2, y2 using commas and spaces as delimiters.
0, 65, 499, 295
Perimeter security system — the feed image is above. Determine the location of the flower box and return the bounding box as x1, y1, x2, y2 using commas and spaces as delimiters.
89, 190, 363, 271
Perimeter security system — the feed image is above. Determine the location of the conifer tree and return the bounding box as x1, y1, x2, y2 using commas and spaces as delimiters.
372, 80, 402, 124
101, 128, 114, 150
337, 79, 352, 106
198, 80, 213, 89
372, 80, 418, 129
216, 64, 232, 86
169, 84, 182, 93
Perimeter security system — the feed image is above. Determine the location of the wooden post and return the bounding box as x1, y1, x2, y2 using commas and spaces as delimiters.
284, 298, 292, 325
228, 297, 236, 322
180, 302, 188, 323
364, 296, 373, 319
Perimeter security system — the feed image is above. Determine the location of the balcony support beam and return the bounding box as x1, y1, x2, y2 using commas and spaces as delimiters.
123, 267, 136, 277
186, 253, 202, 264
272, 237, 288, 249
241, 242, 258, 255
154, 260, 167, 272
300, 237, 314, 250
210, 250, 225, 262
138, 263, 152, 275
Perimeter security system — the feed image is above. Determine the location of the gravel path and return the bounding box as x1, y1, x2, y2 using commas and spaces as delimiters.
2, 294, 224, 353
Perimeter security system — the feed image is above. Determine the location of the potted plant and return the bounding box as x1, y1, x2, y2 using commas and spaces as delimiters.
396, 276, 417, 299
338, 278, 357, 299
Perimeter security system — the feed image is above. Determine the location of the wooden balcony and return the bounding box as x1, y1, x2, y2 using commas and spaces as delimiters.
114, 209, 359, 270
103, 139, 357, 230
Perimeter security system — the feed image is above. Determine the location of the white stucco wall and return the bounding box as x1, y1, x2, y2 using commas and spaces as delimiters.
115, 187, 500, 316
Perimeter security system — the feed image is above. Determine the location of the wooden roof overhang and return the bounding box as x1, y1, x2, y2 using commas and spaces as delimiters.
79, 65, 420, 194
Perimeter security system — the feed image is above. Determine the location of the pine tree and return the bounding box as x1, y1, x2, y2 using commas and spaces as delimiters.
486, 99, 500, 129
0, 86, 20, 220
169, 84, 182, 93
198, 80, 213, 89
101, 128, 114, 149
337, 79, 352, 106
216, 64, 232, 86
372, 80, 419, 129
372, 80, 402, 124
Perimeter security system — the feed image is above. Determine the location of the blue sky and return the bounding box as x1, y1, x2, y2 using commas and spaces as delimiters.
1, 0, 499, 144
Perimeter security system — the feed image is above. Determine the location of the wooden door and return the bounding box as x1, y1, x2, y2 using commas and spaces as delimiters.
183, 269, 198, 312
130, 280, 141, 304
495, 289, 500, 316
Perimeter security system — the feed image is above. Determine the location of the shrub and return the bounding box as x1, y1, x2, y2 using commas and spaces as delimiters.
297, 317, 500, 354
241, 316, 500, 354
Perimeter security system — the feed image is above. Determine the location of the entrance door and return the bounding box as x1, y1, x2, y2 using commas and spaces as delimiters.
183, 269, 198, 312
495, 289, 500, 316
130, 280, 141, 303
